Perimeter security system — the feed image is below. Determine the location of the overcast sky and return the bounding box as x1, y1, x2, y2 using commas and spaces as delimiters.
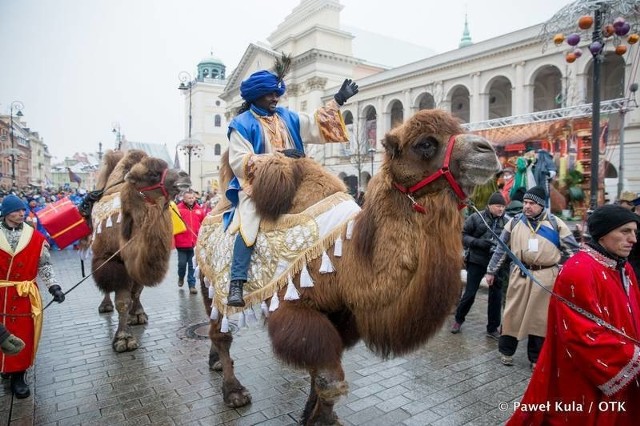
0, 0, 573, 163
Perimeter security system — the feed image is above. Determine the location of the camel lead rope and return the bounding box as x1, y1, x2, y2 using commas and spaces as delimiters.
42, 237, 137, 311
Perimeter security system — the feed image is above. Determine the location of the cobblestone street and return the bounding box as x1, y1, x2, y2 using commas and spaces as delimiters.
1, 249, 534, 425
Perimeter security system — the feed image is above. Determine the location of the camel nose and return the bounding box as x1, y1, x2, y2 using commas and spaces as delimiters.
473, 137, 495, 154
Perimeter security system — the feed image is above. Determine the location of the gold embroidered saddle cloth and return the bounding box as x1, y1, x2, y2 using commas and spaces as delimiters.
196, 192, 361, 315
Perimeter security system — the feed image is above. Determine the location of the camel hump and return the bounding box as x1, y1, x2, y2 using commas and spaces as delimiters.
251, 155, 302, 220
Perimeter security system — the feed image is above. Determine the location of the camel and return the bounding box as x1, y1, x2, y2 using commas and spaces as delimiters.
197, 109, 500, 425
90, 149, 191, 352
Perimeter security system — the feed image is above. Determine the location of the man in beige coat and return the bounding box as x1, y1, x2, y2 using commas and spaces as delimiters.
485, 186, 579, 369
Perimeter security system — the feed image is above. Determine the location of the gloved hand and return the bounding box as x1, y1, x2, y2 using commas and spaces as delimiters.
473, 239, 494, 251
280, 149, 306, 159
49, 285, 65, 303
0, 334, 25, 355
334, 79, 359, 106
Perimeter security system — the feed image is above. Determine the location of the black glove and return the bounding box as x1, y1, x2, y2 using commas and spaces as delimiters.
49, 285, 65, 303
280, 149, 306, 159
473, 239, 494, 251
334, 79, 359, 106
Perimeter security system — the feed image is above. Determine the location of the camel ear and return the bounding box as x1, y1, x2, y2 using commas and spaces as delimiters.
382, 133, 400, 159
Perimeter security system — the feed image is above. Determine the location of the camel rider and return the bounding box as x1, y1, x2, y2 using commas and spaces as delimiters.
0, 195, 65, 399
225, 65, 359, 307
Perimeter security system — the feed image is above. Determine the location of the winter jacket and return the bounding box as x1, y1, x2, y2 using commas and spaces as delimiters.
463, 209, 510, 267
173, 201, 206, 249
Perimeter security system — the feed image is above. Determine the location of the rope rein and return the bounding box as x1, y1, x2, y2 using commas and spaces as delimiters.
42, 237, 137, 311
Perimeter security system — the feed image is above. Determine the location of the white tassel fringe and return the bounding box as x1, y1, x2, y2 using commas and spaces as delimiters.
300, 262, 314, 287
220, 314, 229, 332
333, 235, 343, 257
284, 275, 300, 300
319, 251, 335, 274
269, 291, 280, 311
210, 306, 219, 321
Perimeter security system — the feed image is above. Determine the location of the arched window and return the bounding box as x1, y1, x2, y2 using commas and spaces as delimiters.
214, 114, 221, 127
214, 144, 221, 155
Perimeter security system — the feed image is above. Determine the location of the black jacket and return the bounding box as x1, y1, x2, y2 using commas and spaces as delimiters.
463, 209, 510, 267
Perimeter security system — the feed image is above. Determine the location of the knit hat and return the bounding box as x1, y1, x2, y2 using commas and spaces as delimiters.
523, 186, 547, 207
588, 204, 640, 241
511, 187, 526, 203
487, 192, 506, 206
240, 70, 286, 103
1, 195, 26, 217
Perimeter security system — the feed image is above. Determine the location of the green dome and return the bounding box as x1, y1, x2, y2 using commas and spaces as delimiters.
198, 55, 224, 66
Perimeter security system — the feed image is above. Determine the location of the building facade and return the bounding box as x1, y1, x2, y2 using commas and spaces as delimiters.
190, 0, 639, 200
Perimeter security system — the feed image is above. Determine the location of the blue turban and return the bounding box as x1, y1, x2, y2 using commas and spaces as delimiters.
1, 195, 26, 217
240, 70, 286, 103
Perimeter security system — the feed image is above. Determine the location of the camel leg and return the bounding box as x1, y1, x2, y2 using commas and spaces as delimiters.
303, 367, 348, 426
210, 319, 251, 408
112, 288, 139, 352
128, 282, 148, 325
267, 303, 349, 425
98, 292, 114, 313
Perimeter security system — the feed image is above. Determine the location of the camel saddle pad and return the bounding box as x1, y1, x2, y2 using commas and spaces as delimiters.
196, 192, 360, 312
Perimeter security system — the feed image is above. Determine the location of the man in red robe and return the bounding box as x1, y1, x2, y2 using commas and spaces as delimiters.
508, 204, 640, 425
0, 195, 65, 399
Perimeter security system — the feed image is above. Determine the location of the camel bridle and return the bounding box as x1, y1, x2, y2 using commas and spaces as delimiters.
393, 134, 467, 213
136, 168, 171, 205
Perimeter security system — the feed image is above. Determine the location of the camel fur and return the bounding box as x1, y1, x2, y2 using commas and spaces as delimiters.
91, 149, 190, 352
198, 109, 500, 424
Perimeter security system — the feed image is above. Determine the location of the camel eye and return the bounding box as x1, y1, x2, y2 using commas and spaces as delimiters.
412, 136, 438, 159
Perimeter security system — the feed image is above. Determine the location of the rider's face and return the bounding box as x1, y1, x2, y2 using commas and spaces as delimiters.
254, 92, 280, 113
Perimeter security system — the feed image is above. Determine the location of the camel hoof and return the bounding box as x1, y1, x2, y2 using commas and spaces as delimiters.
98, 302, 114, 313
223, 385, 251, 408
112, 333, 138, 352
128, 313, 148, 325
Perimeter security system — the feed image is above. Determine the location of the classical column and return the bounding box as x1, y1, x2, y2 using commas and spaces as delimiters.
469, 72, 482, 122
513, 61, 527, 115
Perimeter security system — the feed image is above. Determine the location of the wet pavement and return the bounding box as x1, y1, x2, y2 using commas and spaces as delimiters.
1, 249, 535, 425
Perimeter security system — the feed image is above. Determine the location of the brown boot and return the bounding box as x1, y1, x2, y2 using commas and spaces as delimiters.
227, 280, 246, 307
178, 277, 184, 287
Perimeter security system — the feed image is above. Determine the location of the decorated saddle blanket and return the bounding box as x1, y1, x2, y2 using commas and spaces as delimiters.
90, 193, 123, 239
196, 192, 361, 316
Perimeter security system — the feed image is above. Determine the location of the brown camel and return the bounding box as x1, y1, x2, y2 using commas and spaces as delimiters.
197, 109, 500, 424
90, 149, 190, 352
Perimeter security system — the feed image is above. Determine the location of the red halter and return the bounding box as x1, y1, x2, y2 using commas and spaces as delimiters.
136, 168, 170, 205
393, 134, 467, 213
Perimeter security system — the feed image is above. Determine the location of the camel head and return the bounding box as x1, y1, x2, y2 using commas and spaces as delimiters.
125, 157, 191, 205
381, 109, 500, 204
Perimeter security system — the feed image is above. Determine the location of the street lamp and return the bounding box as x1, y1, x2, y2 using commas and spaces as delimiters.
112, 122, 123, 150
368, 147, 376, 176
9, 101, 24, 189
178, 71, 203, 176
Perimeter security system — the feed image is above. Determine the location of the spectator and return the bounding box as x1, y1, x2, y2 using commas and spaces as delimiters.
485, 186, 579, 369
508, 204, 640, 425
451, 192, 510, 339
173, 190, 206, 294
